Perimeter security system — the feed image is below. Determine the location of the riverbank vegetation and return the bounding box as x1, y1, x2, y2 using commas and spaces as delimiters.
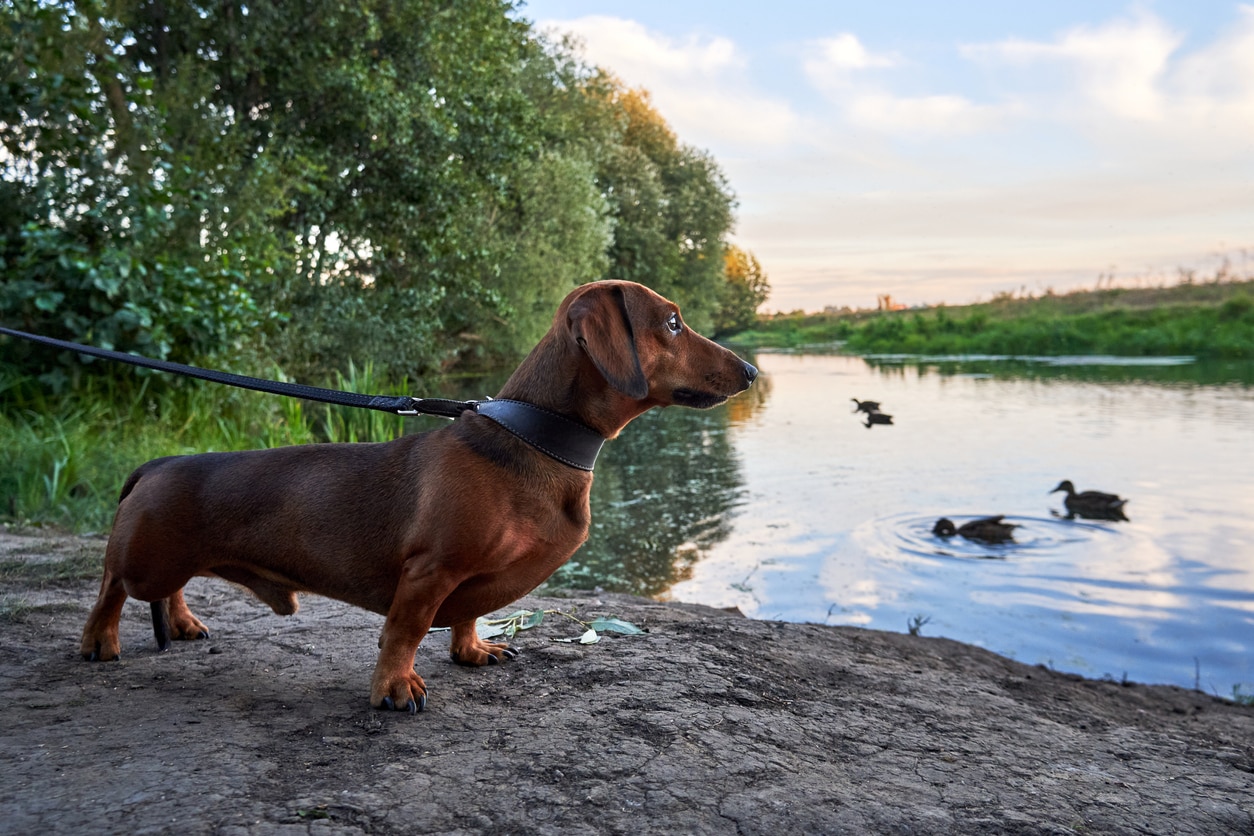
1, 1, 771, 528
729, 275, 1254, 359
2, 0, 768, 391
0, 361, 427, 531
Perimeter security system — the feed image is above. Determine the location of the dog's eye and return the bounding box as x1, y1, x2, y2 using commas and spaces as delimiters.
666, 312, 682, 334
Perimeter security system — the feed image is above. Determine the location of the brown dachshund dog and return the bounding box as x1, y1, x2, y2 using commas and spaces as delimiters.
80, 280, 757, 712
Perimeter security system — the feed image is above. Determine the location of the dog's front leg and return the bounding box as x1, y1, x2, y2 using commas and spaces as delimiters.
369, 558, 458, 713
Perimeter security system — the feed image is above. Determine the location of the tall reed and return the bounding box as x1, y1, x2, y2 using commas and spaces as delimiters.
0, 365, 410, 532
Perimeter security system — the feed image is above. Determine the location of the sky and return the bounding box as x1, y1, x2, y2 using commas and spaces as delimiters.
514, 1, 1254, 312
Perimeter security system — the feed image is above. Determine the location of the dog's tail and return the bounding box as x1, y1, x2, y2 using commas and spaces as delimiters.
151, 600, 172, 651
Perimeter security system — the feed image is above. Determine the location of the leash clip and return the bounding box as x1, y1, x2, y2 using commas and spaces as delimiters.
402, 397, 482, 419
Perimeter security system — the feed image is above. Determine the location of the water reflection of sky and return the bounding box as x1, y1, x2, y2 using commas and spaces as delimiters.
661, 352, 1254, 696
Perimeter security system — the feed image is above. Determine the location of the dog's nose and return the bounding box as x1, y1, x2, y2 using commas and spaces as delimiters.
742, 362, 758, 385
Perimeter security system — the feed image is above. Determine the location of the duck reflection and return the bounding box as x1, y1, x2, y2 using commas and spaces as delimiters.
862, 411, 894, 428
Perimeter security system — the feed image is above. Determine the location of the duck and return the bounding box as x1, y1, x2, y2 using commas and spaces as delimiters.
1049, 480, 1129, 520
851, 398, 882, 415
863, 411, 893, 428
932, 515, 1020, 543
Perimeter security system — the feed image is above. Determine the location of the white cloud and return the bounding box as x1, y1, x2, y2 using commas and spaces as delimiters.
538, 16, 802, 150
1165, 5, 1254, 134
803, 32, 1002, 136
807, 33, 897, 76
964, 13, 1180, 121
549, 15, 740, 77
961, 6, 1254, 145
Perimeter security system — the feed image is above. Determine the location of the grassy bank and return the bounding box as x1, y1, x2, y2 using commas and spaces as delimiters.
0, 363, 415, 532
728, 279, 1254, 358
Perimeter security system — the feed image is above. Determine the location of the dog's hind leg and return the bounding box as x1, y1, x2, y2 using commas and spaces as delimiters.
165, 588, 211, 640
80, 567, 127, 661
149, 589, 211, 651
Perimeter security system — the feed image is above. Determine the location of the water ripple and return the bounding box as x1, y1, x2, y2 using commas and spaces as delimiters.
855, 512, 1126, 563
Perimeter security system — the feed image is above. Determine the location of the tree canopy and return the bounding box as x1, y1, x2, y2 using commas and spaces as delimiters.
1, 0, 768, 387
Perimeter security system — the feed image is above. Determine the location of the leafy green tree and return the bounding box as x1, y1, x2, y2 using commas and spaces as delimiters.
1, 1, 266, 388
2, 1, 746, 389
591, 84, 736, 334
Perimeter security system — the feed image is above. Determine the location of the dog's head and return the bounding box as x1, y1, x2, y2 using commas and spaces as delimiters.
565, 280, 757, 411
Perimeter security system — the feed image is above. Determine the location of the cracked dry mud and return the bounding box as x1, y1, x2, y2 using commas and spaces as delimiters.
1, 530, 1251, 835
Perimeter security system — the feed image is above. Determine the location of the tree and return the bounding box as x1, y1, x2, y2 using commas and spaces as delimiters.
1, 1, 266, 388
591, 83, 736, 334
713, 245, 771, 336
2, 2, 746, 389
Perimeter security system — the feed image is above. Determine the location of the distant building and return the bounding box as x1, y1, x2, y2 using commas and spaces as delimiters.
876, 294, 907, 311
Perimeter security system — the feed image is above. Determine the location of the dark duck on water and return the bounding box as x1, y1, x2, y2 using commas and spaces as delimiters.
1050, 480, 1129, 520
933, 516, 1020, 544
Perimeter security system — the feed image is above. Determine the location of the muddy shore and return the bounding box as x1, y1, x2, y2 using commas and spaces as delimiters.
1, 530, 1251, 835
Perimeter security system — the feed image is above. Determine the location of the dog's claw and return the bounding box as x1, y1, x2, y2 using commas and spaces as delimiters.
378, 693, 426, 713
487, 654, 499, 665
503, 648, 519, 659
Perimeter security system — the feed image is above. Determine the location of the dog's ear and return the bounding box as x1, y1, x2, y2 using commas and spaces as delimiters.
568, 284, 649, 399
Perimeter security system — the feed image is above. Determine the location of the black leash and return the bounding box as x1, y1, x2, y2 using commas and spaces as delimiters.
0, 325, 604, 470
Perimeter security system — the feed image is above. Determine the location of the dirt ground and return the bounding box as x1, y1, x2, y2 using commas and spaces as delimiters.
1, 529, 1252, 835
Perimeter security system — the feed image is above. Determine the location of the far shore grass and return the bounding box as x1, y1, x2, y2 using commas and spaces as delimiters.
725, 277, 1254, 359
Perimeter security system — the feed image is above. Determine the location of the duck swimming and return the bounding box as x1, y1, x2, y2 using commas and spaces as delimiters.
933, 516, 1020, 543
1049, 480, 1129, 520
851, 398, 882, 415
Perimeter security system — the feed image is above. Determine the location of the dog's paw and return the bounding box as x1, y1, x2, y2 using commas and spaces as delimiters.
371, 671, 429, 714
166, 599, 211, 641
449, 637, 519, 667
80, 630, 122, 662
169, 614, 211, 641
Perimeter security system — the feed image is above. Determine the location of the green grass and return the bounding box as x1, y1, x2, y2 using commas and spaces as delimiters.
0, 361, 412, 532
727, 279, 1254, 359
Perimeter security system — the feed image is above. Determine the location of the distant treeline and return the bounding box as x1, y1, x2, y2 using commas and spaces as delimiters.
1, 0, 769, 390
730, 278, 1254, 359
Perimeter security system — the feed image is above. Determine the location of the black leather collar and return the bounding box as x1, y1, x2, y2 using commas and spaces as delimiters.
475, 399, 605, 471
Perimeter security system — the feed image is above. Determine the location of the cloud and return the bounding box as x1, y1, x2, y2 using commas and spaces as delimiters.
964, 13, 1180, 121
536, 15, 801, 150
961, 6, 1254, 145
801, 9, 1254, 143
806, 33, 898, 77
803, 33, 1002, 136
547, 15, 740, 77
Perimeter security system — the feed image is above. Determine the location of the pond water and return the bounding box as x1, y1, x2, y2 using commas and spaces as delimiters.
533, 349, 1254, 698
